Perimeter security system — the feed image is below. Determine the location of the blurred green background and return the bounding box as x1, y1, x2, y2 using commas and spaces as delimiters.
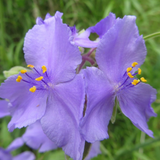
0, 0, 160, 159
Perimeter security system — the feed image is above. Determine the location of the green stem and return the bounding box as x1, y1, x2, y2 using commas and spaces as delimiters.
143, 32, 160, 41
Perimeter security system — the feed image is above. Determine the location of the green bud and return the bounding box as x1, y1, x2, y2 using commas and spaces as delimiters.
3, 66, 28, 78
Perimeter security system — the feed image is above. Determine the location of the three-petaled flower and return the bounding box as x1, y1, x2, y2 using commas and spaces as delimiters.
0, 11, 85, 160
80, 15, 157, 143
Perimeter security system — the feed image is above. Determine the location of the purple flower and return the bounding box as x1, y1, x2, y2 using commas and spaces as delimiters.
22, 121, 57, 152
0, 138, 35, 160
0, 11, 85, 160
71, 13, 116, 48
0, 100, 10, 118
80, 15, 157, 143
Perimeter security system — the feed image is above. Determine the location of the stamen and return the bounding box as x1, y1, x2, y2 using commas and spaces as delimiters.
140, 77, 147, 82
127, 72, 134, 78
27, 64, 34, 68
25, 73, 34, 80
20, 70, 27, 74
22, 79, 31, 84
132, 79, 140, 85
29, 86, 36, 93
127, 67, 132, 72
16, 76, 22, 82
35, 76, 43, 81
42, 65, 47, 73
132, 62, 138, 67
138, 68, 141, 75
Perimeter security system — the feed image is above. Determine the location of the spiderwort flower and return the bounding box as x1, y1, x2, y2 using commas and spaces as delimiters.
0, 137, 35, 160
80, 15, 157, 143
0, 11, 85, 160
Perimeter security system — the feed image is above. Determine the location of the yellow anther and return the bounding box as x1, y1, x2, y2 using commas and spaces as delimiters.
127, 67, 132, 72
132, 62, 138, 67
42, 65, 47, 73
16, 76, 22, 82
138, 68, 141, 75
140, 77, 147, 83
20, 70, 27, 74
127, 72, 134, 78
35, 76, 43, 81
132, 79, 140, 85
27, 64, 34, 68
29, 86, 36, 93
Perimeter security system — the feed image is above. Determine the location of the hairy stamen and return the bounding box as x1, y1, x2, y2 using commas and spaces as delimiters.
20, 70, 27, 74
132, 62, 138, 67
16, 76, 22, 82
27, 64, 34, 68
29, 86, 36, 93
35, 76, 43, 81
132, 79, 140, 86
42, 65, 47, 73
140, 77, 147, 82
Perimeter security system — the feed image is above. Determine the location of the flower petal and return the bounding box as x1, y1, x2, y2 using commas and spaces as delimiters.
24, 11, 81, 84
72, 13, 116, 48
80, 67, 115, 143
96, 15, 146, 83
23, 121, 57, 152
0, 75, 48, 131
41, 74, 85, 160
84, 141, 101, 160
45, 13, 52, 19
73, 36, 98, 48
89, 12, 116, 38
72, 29, 99, 48
117, 83, 157, 137
13, 151, 35, 160
6, 138, 24, 152
0, 100, 10, 118
0, 148, 12, 160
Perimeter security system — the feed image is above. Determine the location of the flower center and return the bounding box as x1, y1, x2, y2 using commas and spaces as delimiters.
117, 62, 147, 91
16, 65, 51, 93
